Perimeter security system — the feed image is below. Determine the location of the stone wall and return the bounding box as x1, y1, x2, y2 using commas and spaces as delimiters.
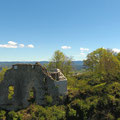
0, 63, 67, 111
54, 80, 67, 96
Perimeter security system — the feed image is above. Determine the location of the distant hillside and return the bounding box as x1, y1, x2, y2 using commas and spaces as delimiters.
72, 61, 84, 71
0, 61, 83, 71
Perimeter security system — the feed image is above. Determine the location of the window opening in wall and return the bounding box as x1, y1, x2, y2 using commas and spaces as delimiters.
14, 66, 18, 69
28, 87, 36, 103
8, 86, 14, 100
43, 78, 47, 83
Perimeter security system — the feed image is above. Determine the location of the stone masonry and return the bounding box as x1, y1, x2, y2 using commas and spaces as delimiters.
0, 63, 67, 111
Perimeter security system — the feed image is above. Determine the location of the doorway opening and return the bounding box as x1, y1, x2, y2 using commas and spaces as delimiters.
28, 87, 36, 103
8, 86, 14, 100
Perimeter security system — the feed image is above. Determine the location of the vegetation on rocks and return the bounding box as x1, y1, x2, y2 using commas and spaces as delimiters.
0, 67, 8, 82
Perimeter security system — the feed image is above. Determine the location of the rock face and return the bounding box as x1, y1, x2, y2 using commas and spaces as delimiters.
0, 63, 67, 111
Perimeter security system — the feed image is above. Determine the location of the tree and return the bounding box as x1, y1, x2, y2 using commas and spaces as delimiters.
97, 50, 120, 80
116, 52, 120, 61
83, 48, 107, 71
84, 48, 120, 81
46, 50, 73, 75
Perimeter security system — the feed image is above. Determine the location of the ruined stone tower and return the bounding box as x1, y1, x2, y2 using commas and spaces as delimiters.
0, 63, 67, 111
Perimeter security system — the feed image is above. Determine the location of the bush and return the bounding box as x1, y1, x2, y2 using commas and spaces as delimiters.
45, 95, 53, 105
0, 110, 6, 120
8, 111, 18, 120
68, 108, 76, 117
0, 67, 8, 82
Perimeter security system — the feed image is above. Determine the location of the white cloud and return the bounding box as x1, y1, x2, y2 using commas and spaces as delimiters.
0, 41, 34, 48
80, 48, 89, 52
61, 46, 71, 49
8, 41, 17, 45
79, 48, 89, 57
0, 41, 18, 48
0, 44, 18, 48
19, 44, 25, 48
112, 48, 120, 53
27, 44, 34, 48
74, 53, 86, 57
80, 52, 85, 56
74, 53, 87, 61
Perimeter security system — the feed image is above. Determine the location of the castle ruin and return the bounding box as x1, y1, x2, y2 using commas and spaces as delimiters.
0, 63, 67, 111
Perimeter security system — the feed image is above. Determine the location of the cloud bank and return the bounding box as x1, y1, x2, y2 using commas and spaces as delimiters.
0, 41, 34, 48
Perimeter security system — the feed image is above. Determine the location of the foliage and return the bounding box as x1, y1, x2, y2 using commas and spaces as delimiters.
84, 48, 120, 82
16, 105, 66, 120
68, 107, 76, 118
116, 52, 120, 61
0, 67, 8, 82
0, 110, 6, 120
8, 111, 19, 120
28, 88, 35, 103
84, 48, 107, 71
8, 86, 14, 100
45, 95, 53, 105
46, 50, 73, 75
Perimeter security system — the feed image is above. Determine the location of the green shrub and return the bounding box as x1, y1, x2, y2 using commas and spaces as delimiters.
17, 112, 23, 120
0, 110, 6, 120
8, 86, 14, 100
45, 95, 53, 105
106, 113, 115, 120
47, 106, 65, 120
8, 111, 18, 120
0, 67, 8, 82
68, 108, 76, 117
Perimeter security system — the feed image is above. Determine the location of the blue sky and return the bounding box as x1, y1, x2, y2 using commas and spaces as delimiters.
0, 0, 120, 61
